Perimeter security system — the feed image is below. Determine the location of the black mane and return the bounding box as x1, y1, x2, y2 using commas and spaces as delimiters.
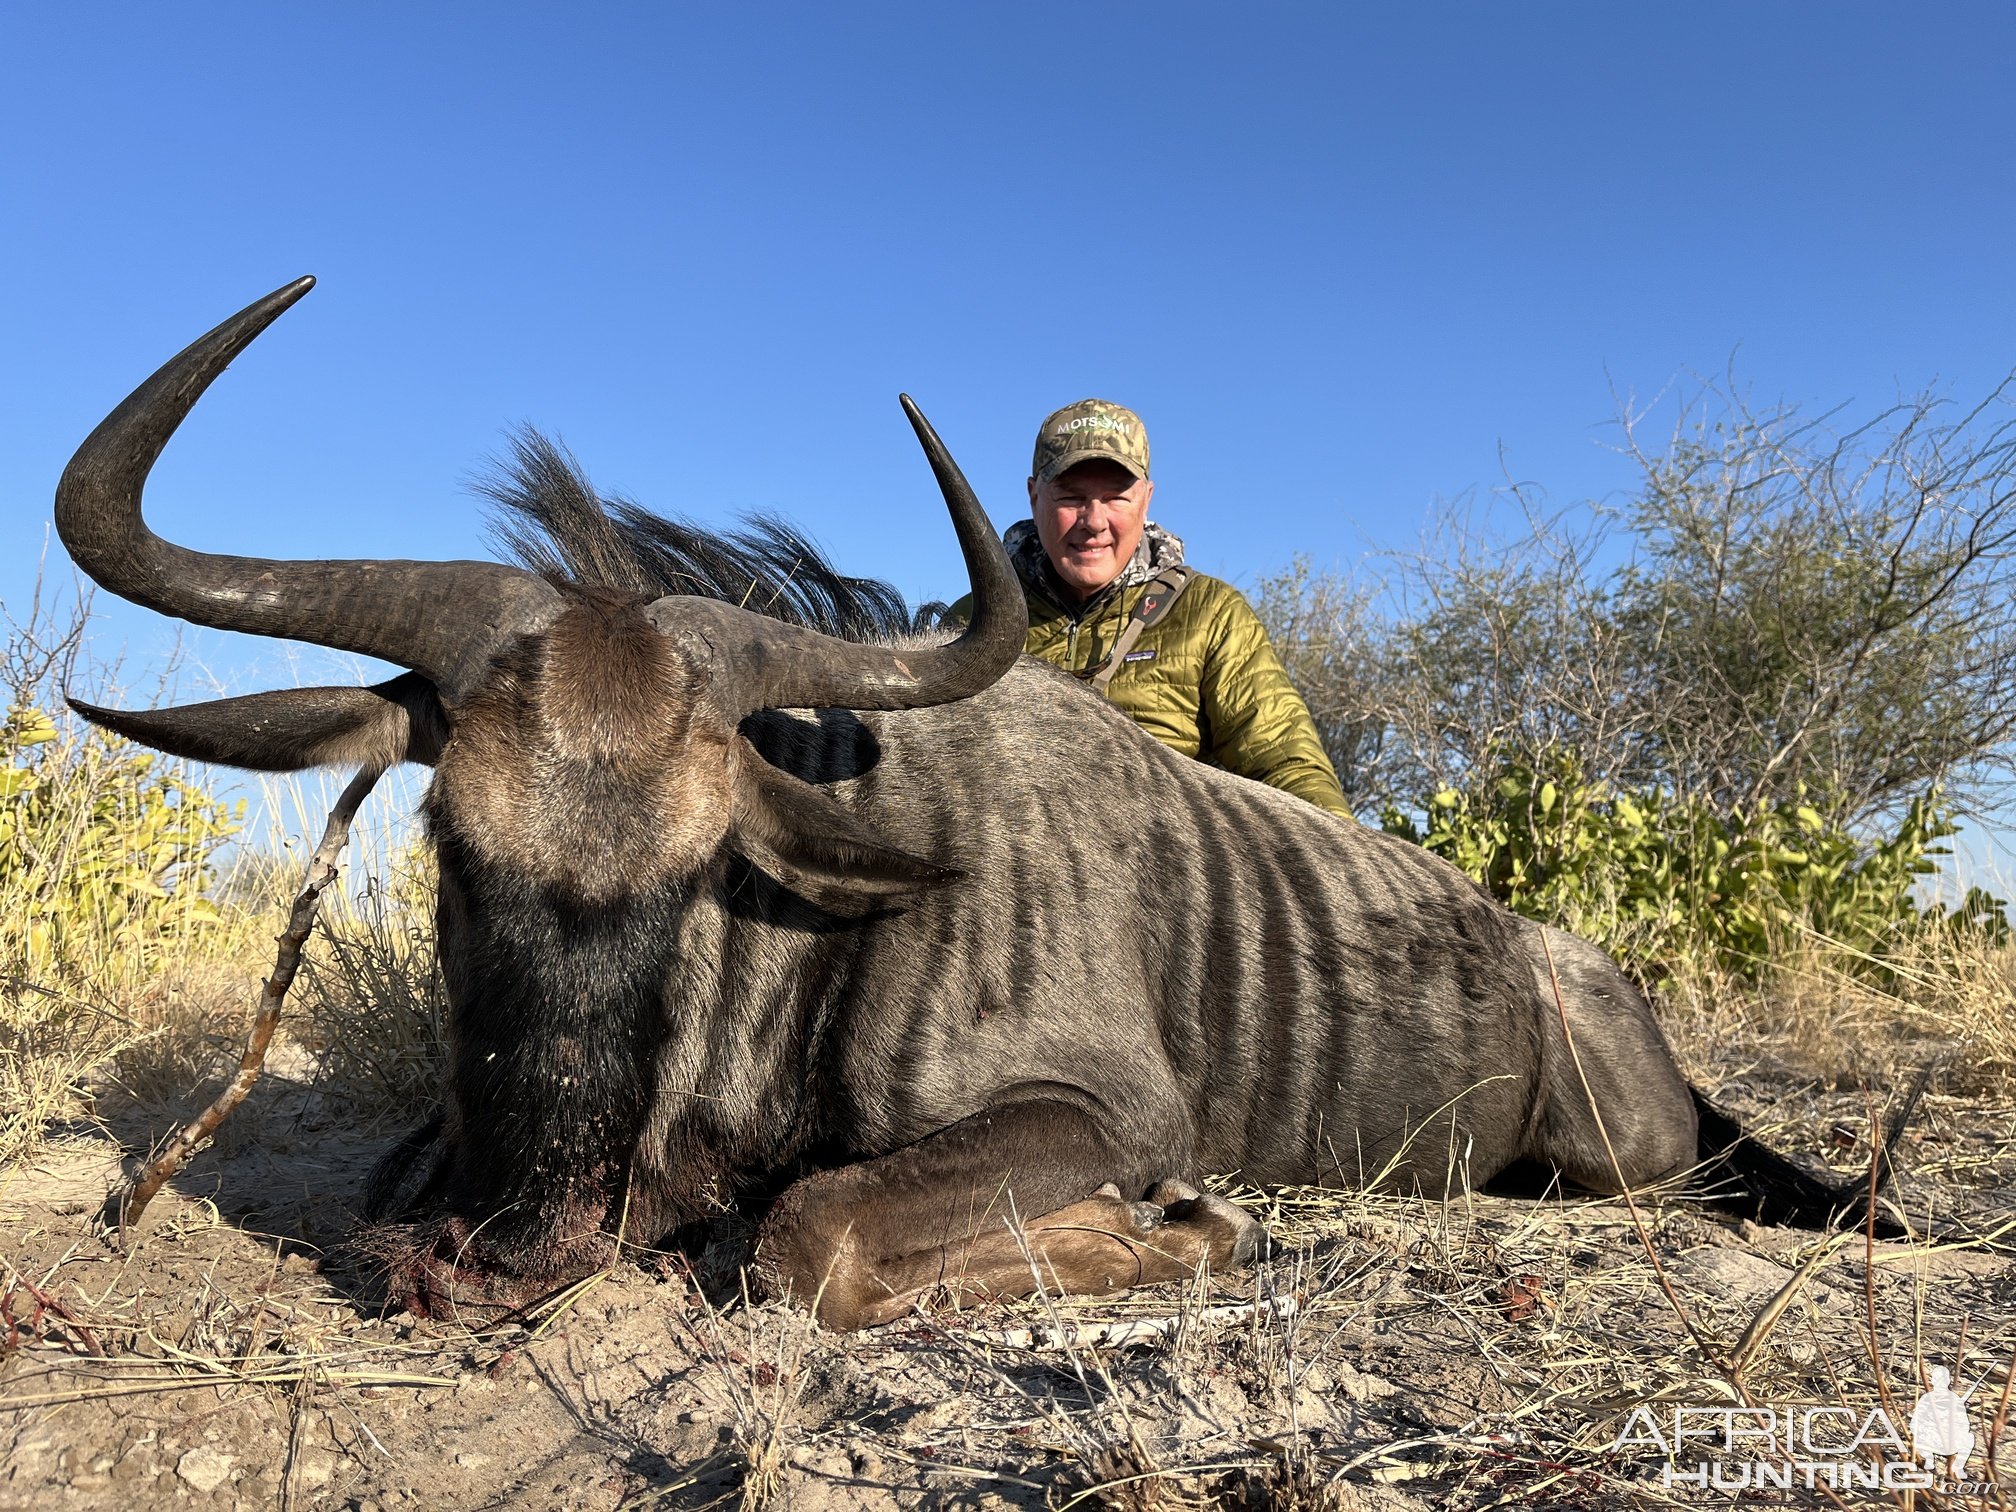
479, 427, 925, 642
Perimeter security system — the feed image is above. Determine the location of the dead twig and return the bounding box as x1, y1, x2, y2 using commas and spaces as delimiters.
279, 1365, 316, 1512
0, 1267, 105, 1357
100, 766, 383, 1240
1727, 1231, 1854, 1381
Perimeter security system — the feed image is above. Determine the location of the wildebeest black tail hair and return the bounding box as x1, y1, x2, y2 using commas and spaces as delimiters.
478, 427, 923, 641
1690, 1071, 1930, 1239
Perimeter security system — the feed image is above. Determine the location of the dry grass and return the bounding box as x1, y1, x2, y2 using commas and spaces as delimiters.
1768, 926, 2015, 1095
3, 1097, 2012, 1507
1653, 919, 2016, 1146
287, 840, 445, 1123
681, 1279, 825, 1509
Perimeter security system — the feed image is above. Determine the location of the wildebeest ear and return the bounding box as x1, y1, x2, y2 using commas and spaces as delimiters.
728, 737, 959, 913
68, 673, 447, 771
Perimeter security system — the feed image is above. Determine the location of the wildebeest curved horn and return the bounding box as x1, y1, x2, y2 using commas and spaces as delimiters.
692, 395, 1027, 718
55, 277, 559, 700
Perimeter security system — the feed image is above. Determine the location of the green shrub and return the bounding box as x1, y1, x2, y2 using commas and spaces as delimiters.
1380, 749, 2008, 980
1, 700, 243, 980
1, 694, 252, 1163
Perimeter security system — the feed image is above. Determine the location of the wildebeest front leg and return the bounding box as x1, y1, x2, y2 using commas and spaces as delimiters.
756, 1101, 1267, 1330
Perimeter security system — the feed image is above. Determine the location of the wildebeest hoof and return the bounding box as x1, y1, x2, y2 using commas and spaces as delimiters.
1082, 1184, 1168, 1236
1125, 1200, 1168, 1234
1145, 1180, 1272, 1265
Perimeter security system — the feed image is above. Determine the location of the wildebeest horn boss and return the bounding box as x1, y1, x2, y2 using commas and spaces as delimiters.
58, 281, 1887, 1330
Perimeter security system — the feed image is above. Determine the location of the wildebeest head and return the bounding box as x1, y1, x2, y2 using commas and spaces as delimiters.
55, 278, 1028, 905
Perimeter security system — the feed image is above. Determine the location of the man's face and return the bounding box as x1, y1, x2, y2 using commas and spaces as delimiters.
1028, 459, 1155, 601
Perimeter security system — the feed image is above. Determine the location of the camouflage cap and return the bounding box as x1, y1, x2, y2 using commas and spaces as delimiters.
1031, 398, 1150, 483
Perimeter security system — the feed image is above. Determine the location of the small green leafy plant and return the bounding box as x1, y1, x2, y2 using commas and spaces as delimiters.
1, 701, 242, 977
1382, 749, 2008, 981
1, 696, 249, 1162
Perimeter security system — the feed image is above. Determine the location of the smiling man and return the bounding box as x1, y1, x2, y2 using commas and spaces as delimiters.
951, 398, 1351, 820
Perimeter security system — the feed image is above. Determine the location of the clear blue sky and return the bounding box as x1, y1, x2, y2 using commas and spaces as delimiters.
5, 4, 2014, 844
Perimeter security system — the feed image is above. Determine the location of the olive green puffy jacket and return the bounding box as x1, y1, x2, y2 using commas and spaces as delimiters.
946, 562, 1353, 821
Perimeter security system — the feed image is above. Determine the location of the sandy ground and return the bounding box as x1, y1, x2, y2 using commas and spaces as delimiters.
2, 1065, 2013, 1510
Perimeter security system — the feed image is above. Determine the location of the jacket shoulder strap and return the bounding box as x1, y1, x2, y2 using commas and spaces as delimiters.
1088, 565, 1197, 694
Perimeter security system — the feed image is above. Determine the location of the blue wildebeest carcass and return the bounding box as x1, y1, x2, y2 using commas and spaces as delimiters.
57, 280, 1868, 1329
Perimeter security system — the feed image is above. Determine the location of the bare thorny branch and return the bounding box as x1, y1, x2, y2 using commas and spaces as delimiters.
100, 766, 384, 1240
1261, 370, 2016, 830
